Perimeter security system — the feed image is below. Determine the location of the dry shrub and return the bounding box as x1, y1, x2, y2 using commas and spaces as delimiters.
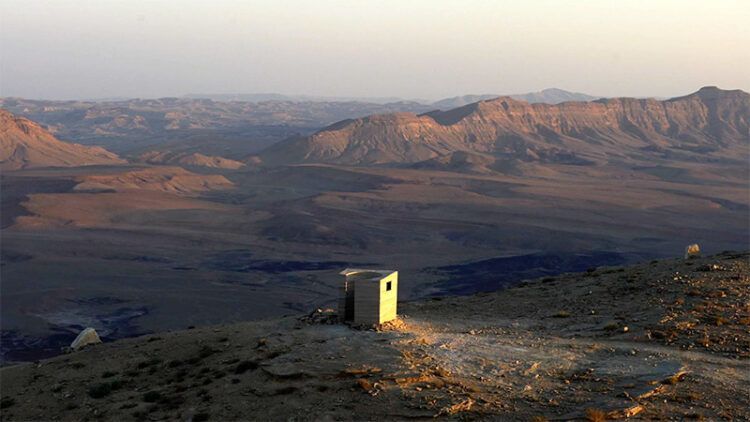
585, 408, 607, 422
698, 332, 710, 347
554, 310, 571, 318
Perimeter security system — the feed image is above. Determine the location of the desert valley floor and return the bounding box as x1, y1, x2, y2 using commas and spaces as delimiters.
2, 160, 747, 363
1, 88, 749, 365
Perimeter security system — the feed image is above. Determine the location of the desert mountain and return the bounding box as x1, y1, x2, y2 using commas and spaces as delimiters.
184, 93, 412, 104
0, 109, 124, 171
432, 88, 599, 109
258, 87, 750, 167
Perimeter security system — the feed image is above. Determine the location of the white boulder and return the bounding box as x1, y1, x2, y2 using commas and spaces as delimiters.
70, 327, 102, 350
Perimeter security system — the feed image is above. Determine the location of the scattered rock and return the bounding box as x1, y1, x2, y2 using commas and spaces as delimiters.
439, 398, 475, 416
356, 378, 374, 392
340, 366, 382, 376
696, 263, 725, 272
608, 404, 644, 419
685, 244, 701, 259
298, 308, 338, 325
375, 317, 407, 332
661, 370, 689, 385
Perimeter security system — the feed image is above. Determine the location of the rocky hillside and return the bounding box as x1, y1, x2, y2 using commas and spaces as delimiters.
0, 109, 124, 171
258, 87, 749, 166
1, 251, 747, 420
139, 151, 245, 170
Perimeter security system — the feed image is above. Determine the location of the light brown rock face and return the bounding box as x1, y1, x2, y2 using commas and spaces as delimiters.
259, 87, 749, 166
0, 109, 125, 171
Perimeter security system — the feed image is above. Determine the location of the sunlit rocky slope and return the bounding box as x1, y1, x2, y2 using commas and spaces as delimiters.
258, 87, 749, 167
0, 109, 124, 171
1, 252, 747, 421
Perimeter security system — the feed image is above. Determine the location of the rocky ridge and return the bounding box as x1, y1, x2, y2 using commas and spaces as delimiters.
258, 87, 749, 167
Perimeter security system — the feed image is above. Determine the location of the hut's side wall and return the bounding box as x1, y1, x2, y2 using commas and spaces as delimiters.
378, 272, 398, 324
353, 281, 381, 325
339, 279, 356, 322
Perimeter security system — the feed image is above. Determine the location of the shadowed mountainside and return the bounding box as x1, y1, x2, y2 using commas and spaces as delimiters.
257, 87, 749, 167
0, 109, 125, 171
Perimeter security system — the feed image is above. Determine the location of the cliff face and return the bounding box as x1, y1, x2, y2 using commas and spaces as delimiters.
258, 87, 749, 166
0, 109, 125, 171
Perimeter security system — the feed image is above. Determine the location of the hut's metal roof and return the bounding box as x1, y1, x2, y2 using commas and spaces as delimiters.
339, 268, 396, 281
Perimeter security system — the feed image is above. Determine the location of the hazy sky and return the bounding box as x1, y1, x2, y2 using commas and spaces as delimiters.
1, 0, 748, 100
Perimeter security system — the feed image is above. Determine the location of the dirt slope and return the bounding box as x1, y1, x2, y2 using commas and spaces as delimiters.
0, 109, 124, 171
1, 251, 747, 421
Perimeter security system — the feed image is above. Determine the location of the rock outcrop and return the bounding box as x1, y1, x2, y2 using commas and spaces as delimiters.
685, 244, 701, 259
69, 328, 102, 351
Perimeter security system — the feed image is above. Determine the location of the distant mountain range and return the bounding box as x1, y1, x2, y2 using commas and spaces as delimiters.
431, 88, 600, 109
184, 88, 599, 107
0, 89, 606, 151
183, 93, 413, 105
0, 109, 124, 171
257, 87, 750, 169
0, 97, 440, 158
